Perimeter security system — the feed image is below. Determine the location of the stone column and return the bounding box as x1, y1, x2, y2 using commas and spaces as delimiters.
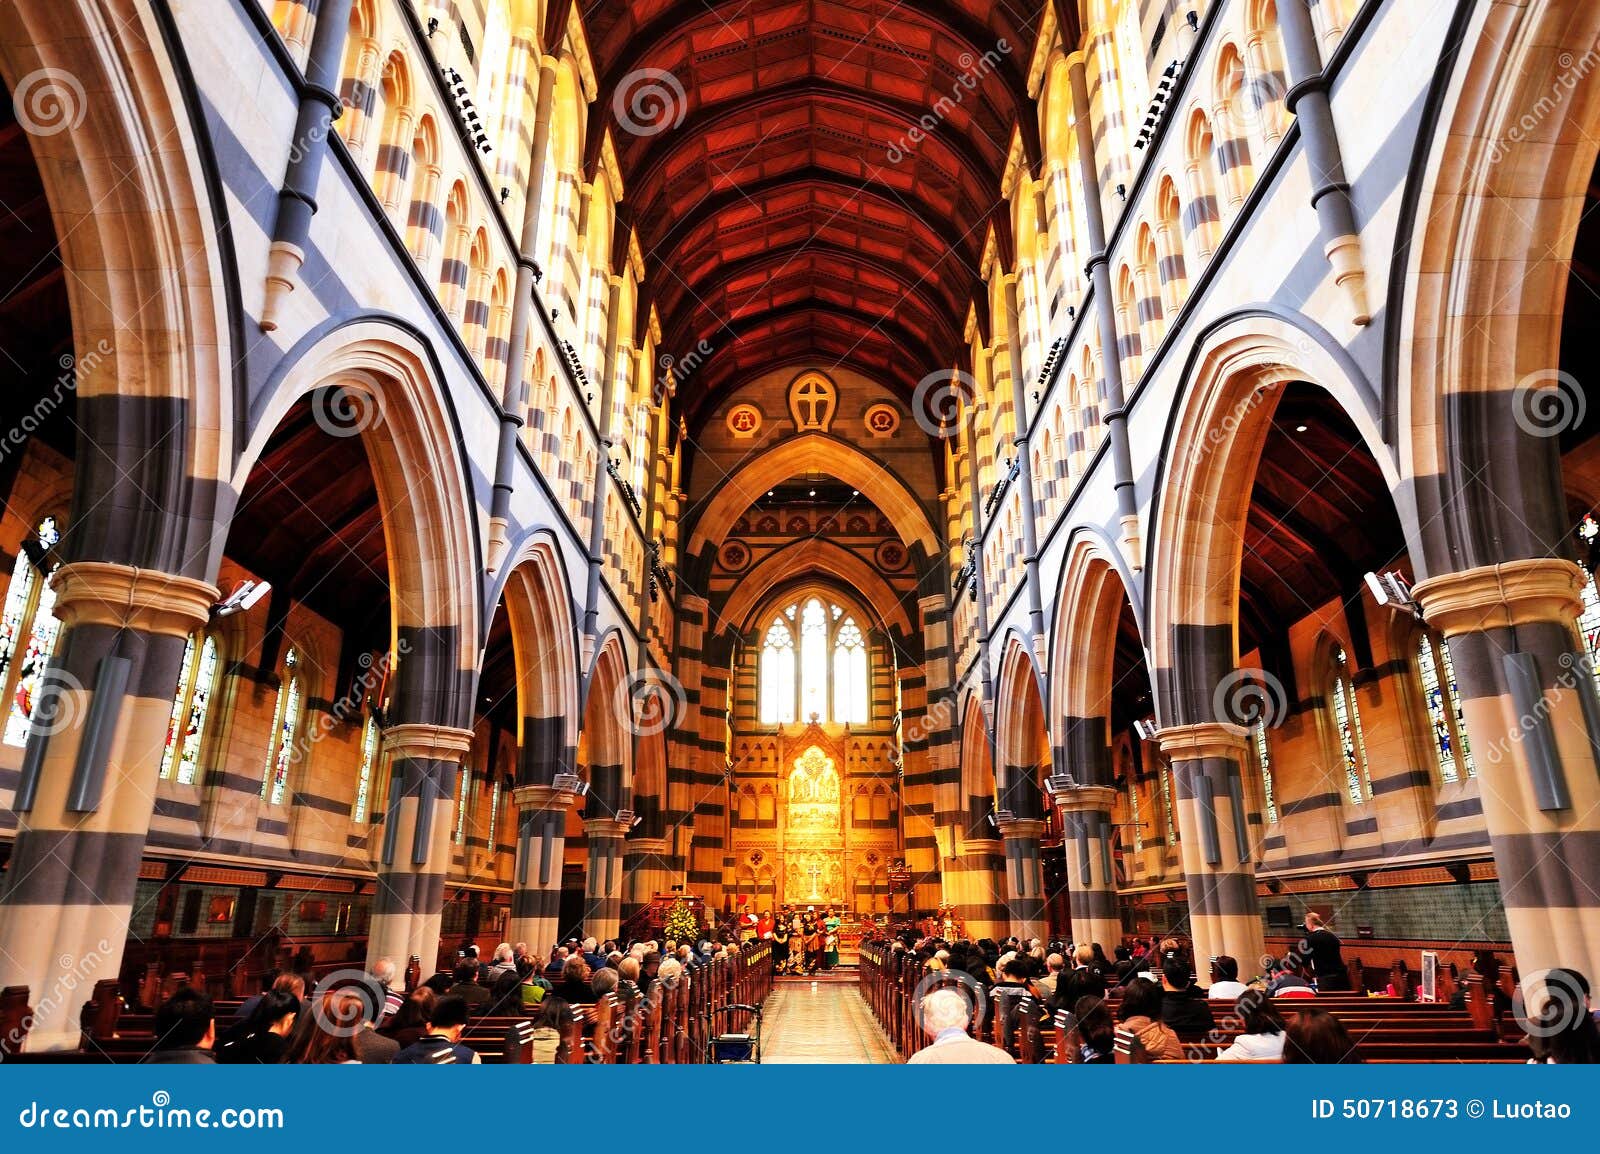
1413, 559, 1600, 990
583, 815, 630, 939
622, 836, 673, 920
1047, 781, 1122, 950
368, 722, 475, 972
0, 563, 215, 1050
506, 783, 576, 951
996, 817, 1047, 941
1157, 722, 1264, 971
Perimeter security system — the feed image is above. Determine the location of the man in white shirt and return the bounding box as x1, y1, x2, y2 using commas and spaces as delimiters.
1208, 954, 1249, 1000
906, 989, 1015, 1064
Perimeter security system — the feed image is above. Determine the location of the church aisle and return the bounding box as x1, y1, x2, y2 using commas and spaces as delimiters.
759, 976, 901, 1064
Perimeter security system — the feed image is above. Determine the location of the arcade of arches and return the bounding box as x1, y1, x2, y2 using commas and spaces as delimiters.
1, 0, 1600, 1058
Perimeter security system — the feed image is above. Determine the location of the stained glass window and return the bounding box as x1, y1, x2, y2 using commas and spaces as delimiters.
1331, 645, 1371, 803
759, 619, 795, 724
263, 647, 302, 805
487, 779, 502, 851
832, 617, 868, 724
352, 714, 380, 822
1579, 569, 1600, 694
454, 767, 471, 845
2, 517, 63, 749
799, 598, 828, 721
1252, 721, 1279, 824
1160, 766, 1177, 844
1417, 631, 1475, 783
760, 597, 873, 726
160, 633, 219, 785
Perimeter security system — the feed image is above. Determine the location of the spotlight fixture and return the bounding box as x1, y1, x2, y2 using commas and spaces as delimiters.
808, 489, 816, 497
500, 187, 511, 204
1133, 717, 1159, 741
1295, 423, 1308, 433
631, 816, 642, 829
427, 16, 439, 37
1115, 183, 1127, 202
1365, 569, 1422, 619
214, 579, 272, 618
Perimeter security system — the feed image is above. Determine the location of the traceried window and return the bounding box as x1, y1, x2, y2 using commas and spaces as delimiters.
262, 647, 304, 805
1417, 630, 1475, 783
759, 596, 873, 725
160, 632, 220, 784
454, 767, 472, 845
487, 778, 502, 851
759, 619, 796, 724
832, 617, 868, 725
352, 714, 380, 822
1160, 766, 1177, 844
1577, 516, 1600, 693
1330, 644, 1371, 803
1252, 720, 1279, 824
1, 516, 63, 748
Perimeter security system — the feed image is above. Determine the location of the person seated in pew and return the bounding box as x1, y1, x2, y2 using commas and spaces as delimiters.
378, 989, 435, 1053
284, 988, 370, 1064
1265, 958, 1316, 998
1208, 955, 1249, 1000
142, 987, 217, 1065
234, 970, 305, 1025
614, 956, 643, 1003
1447, 950, 1512, 1016
484, 967, 525, 1016
906, 988, 1014, 1064
1116, 977, 1186, 1062
1053, 944, 1108, 1013
1527, 968, 1600, 1064
526, 995, 574, 1064
1216, 997, 1286, 1062
450, 960, 492, 1011
1160, 956, 1216, 1040
1065, 995, 1115, 1064
216, 989, 299, 1064
591, 966, 620, 1001
554, 955, 594, 1005
392, 994, 480, 1064
370, 958, 405, 1024
1281, 1008, 1361, 1063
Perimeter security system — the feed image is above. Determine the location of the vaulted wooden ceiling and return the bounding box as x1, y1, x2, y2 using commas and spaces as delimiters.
585, 0, 1043, 428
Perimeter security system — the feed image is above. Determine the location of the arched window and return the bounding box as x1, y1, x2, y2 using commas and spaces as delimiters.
832, 617, 868, 725
160, 632, 220, 784
1329, 644, 1371, 803
262, 647, 304, 805
1417, 630, 1476, 782
352, 714, 381, 822
0, 515, 63, 748
759, 619, 796, 724
759, 597, 873, 725
487, 777, 503, 852
1252, 720, 1278, 824
1576, 518, 1600, 691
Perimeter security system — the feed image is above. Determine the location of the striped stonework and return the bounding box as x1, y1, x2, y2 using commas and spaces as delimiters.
995, 817, 1048, 940
583, 815, 629, 939
367, 722, 475, 972
945, 836, 1008, 943
622, 836, 673, 920
1413, 559, 1600, 988
1049, 785, 1122, 951
507, 783, 576, 950
0, 562, 216, 1051
1156, 722, 1265, 972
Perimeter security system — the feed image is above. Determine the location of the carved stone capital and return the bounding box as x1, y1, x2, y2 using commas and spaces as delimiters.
50, 562, 218, 638
1412, 558, 1586, 638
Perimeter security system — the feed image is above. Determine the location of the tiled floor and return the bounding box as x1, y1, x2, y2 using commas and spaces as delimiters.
759, 976, 902, 1064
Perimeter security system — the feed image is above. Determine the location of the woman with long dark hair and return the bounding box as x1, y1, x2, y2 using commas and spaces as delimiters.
1282, 1008, 1362, 1063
